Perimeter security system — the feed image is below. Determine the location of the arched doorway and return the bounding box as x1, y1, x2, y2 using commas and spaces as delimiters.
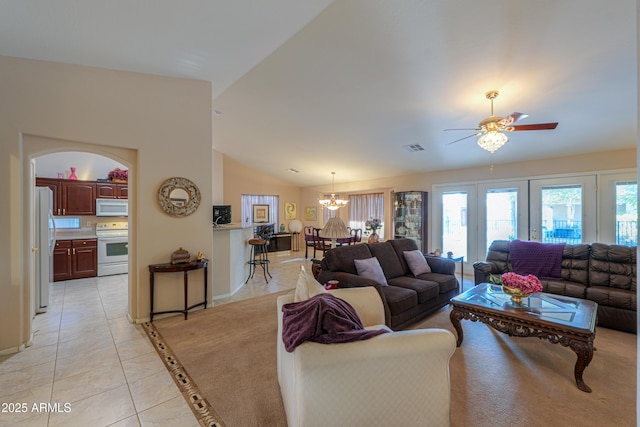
23, 134, 138, 339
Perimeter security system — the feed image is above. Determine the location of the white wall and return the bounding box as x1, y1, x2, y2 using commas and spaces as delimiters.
36, 152, 126, 180
0, 55, 213, 353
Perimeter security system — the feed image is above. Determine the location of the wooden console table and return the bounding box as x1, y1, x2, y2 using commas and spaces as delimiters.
149, 260, 208, 321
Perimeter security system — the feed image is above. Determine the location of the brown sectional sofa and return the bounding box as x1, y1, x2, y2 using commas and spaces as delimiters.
473, 240, 637, 333
316, 238, 459, 330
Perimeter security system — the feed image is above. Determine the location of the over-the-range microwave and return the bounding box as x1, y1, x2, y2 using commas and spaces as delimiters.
96, 198, 128, 217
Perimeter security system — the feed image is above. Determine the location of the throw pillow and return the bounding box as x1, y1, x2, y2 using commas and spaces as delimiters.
293, 265, 327, 302
354, 257, 388, 286
403, 250, 431, 276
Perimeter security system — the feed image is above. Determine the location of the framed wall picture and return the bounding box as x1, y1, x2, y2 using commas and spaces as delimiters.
304, 206, 317, 221
253, 204, 270, 223
285, 202, 296, 220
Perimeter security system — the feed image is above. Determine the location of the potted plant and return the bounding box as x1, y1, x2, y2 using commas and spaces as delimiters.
365, 218, 383, 243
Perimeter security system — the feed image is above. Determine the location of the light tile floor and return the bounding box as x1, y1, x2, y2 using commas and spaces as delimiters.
0, 250, 472, 427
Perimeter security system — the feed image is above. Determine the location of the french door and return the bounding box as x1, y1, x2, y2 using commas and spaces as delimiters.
435, 175, 598, 267
477, 181, 528, 258
529, 176, 597, 245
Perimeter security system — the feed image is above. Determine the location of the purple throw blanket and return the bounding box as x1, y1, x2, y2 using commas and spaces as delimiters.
281, 293, 388, 352
509, 240, 565, 279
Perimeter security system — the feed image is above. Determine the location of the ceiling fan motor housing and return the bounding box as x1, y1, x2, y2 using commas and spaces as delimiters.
479, 115, 503, 131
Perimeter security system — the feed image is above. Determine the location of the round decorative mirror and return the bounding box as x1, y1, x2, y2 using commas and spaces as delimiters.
157, 177, 201, 217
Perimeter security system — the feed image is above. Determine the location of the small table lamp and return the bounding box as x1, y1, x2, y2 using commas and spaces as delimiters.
320, 217, 350, 249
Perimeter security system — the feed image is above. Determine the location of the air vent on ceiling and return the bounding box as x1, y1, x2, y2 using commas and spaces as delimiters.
403, 144, 424, 152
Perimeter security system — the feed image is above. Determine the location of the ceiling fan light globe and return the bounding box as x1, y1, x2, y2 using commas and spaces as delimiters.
477, 131, 508, 153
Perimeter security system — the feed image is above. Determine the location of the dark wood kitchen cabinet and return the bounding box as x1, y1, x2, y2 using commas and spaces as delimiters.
36, 178, 97, 215
61, 181, 96, 215
96, 182, 128, 199
53, 240, 73, 282
53, 238, 98, 281
35, 177, 61, 215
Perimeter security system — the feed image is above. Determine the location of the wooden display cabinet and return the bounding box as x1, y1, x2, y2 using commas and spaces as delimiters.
392, 191, 428, 252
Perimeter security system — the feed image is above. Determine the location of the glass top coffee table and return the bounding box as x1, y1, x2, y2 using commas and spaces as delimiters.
450, 283, 597, 392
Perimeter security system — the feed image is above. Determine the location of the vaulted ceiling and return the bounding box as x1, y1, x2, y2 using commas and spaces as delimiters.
1, 0, 636, 187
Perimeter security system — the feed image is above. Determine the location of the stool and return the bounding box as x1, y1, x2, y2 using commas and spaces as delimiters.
246, 238, 272, 283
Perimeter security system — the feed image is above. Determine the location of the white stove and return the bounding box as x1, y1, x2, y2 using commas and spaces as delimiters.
96, 221, 128, 276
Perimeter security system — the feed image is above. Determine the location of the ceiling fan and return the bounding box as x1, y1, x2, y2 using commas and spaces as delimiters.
446, 90, 558, 153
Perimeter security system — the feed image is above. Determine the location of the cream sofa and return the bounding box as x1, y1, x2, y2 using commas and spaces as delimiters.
277, 286, 457, 427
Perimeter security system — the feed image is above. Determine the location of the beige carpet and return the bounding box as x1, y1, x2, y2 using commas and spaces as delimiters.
411, 307, 636, 427
148, 291, 289, 427
149, 292, 636, 427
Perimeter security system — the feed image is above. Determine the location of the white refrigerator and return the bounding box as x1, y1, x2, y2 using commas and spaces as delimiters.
35, 187, 56, 314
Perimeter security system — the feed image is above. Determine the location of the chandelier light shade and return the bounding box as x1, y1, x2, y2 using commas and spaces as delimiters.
320, 216, 350, 248
318, 172, 349, 210
477, 130, 508, 153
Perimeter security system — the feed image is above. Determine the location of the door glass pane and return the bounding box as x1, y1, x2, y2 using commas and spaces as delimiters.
486, 189, 517, 244
442, 192, 467, 257
616, 181, 637, 246
541, 185, 582, 244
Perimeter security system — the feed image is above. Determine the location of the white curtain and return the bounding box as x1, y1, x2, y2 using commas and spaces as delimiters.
242, 194, 279, 227
349, 193, 385, 238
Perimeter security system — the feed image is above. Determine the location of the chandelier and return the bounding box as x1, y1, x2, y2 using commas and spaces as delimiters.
477, 130, 508, 153
319, 172, 348, 210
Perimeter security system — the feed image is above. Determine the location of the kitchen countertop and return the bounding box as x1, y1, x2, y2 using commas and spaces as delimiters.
56, 229, 98, 240
212, 223, 256, 232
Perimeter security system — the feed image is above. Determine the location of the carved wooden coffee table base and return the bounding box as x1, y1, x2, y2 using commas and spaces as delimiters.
450, 284, 597, 393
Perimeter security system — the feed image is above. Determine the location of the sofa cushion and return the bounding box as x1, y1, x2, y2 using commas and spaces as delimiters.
368, 242, 405, 279
388, 238, 420, 275
415, 272, 459, 294
354, 257, 389, 286
484, 240, 511, 272
586, 286, 636, 311
379, 285, 417, 314
588, 243, 637, 291
541, 279, 587, 299
323, 244, 373, 274
386, 276, 439, 304
294, 265, 327, 302
561, 244, 590, 285
403, 250, 431, 275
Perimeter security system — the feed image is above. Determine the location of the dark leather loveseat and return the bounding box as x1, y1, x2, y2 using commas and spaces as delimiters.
473, 240, 637, 333
315, 238, 459, 330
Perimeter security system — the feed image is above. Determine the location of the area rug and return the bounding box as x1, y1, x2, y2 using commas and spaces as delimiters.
147, 292, 636, 427
146, 291, 289, 427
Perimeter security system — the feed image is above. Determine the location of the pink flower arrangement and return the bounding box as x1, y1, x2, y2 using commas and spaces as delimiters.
108, 168, 128, 181
491, 272, 543, 294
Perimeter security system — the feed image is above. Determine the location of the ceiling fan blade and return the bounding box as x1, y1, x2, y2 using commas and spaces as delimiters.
444, 128, 480, 131
499, 112, 528, 127
508, 122, 559, 131
447, 132, 481, 145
